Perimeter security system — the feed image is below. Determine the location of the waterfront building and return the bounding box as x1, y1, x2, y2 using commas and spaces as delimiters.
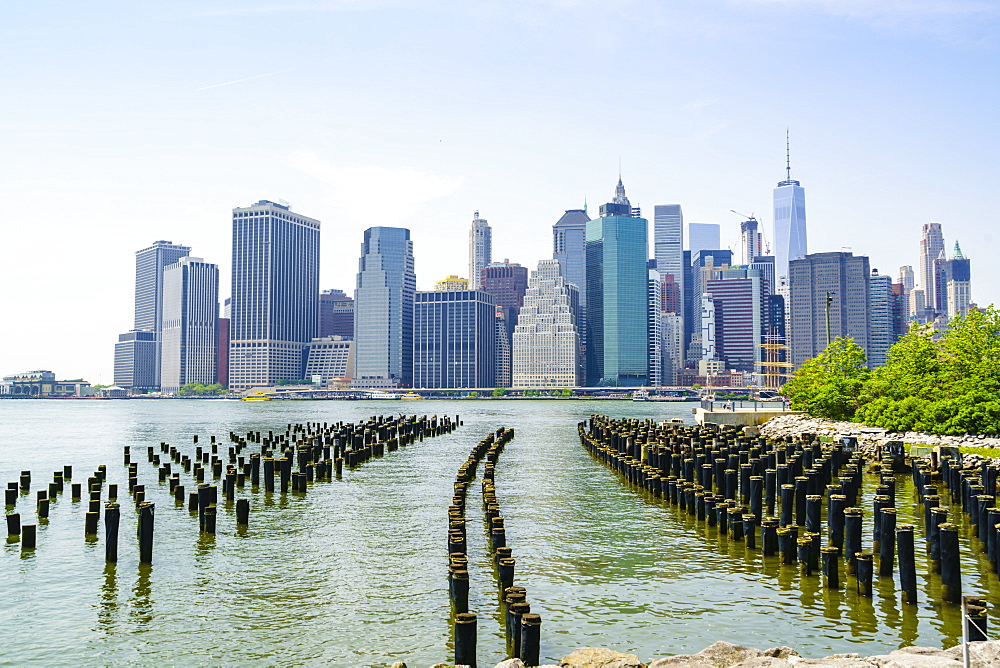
436, 276, 469, 291
495, 310, 512, 387
585, 179, 649, 386
773, 137, 808, 283
512, 259, 580, 387
788, 252, 870, 369
413, 290, 495, 388
660, 312, 684, 386
319, 289, 354, 338
0, 370, 93, 397
229, 200, 320, 390
700, 294, 717, 362
468, 211, 492, 291
217, 317, 229, 386
160, 257, 220, 393
114, 330, 158, 391
354, 226, 416, 388
919, 223, 945, 316
890, 283, 909, 341
113, 239, 191, 391
305, 336, 354, 385
704, 272, 763, 375
740, 217, 763, 265
688, 223, 721, 256
868, 269, 893, 368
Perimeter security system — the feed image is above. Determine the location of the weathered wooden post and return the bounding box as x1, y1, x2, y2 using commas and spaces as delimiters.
519, 614, 541, 667
105, 502, 120, 562
454, 612, 477, 668
940, 523, 961, 603
897, 524, 918, 604
138, 502, 154, 564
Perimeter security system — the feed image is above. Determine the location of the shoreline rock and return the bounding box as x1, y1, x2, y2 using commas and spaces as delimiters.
758, 414, 1000, 466
448, 639, 1000, 668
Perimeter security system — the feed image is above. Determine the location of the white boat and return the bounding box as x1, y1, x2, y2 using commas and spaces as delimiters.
367, 392, 400, 400
632, 389, 650, 402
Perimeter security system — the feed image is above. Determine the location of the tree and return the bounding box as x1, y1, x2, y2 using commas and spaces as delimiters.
178, 383, 227, 396
492, 388, 507, 397
783, 337, 869, 421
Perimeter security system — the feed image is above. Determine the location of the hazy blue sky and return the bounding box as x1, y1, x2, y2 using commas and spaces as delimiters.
2, 0, 998, 383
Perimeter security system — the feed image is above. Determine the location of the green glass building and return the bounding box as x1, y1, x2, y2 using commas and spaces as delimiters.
585, 179, 649, 386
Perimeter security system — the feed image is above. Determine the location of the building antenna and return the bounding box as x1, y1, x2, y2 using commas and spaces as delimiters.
786, 128, 791, 182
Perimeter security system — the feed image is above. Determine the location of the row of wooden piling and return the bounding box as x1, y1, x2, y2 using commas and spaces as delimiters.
448, 428, 541, 668
578, 415, 991, 637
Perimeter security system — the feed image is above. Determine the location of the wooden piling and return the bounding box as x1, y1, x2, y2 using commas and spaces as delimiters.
879, 507, 896, 577
236, 498, 250, 526
939, 523, 961, 603
6, 511, 21, 536
21, 523, 36, 550
519, 613, 541, 667
138, 502, 154, 563
856, 553, 873, 597
454, 612, 477, 668
105, 502, 120, 563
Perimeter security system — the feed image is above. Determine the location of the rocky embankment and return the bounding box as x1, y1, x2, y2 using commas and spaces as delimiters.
407, 639, 1000, 667
759, 414, 1000, 466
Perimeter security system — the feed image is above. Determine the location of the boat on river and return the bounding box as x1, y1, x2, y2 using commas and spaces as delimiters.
400, 392, 424, 400
367, 392, 400, 400
241, 393, 272, 401
631, 389, 650, 402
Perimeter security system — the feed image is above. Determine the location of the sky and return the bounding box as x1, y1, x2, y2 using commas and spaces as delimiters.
1, 0, 998, 384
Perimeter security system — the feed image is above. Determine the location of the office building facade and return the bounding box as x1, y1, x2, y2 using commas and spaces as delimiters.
653, 204, 684, 304
354, 226, 416, 388
705, 274, 763, 374
512, 259, 580, 387
773, 144, 807, 283
319, 289, 354, 338
468, 211, 492, 291
919, 223, 945, 317
688, 223, 721, 256
305, 336, 354, 384
229, 200, 320, 390
553, 208, 590, 346
113, 239, 191, 390
788, 252, 870, 369
868, 269, 893, 368
413, 290, 496, 388
160, 257, 219, 393
585, 179, 649, 386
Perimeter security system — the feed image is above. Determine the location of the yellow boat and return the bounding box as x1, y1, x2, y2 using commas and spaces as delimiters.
400, 392, 424, 400
241, 393, 272, 401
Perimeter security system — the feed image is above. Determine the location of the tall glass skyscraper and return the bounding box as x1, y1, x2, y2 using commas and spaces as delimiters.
160, 257, 219, 392
919, 222, 945, 317
773, 138, 807, 282
229, 200, 320, 390
354, 226, 416, 388
114, 239, 190, 391
468, 211, 491, 290
687, 223, 721, 256
653, 204, 684, 306
585, 179, 649, 386
553, 208, 590, 347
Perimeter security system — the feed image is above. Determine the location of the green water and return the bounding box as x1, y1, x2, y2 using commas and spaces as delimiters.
1, 399, 996, 666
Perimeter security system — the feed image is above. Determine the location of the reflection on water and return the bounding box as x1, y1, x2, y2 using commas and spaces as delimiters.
0, 399, 996, 666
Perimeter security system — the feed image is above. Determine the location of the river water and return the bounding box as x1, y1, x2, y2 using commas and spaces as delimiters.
1, 399, 997, 666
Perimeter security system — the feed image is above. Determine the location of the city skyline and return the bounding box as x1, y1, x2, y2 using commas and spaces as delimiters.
3, 2, 998, 383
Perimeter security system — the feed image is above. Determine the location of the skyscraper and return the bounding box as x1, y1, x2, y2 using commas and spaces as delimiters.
354, 226, 416, 388
648, 270, 664, 387
413, 290, 496, 388
705, 272, 764, 374
586, 179, 649, 386
653, 204, 684, 295
319, 289, 354, 338
480, 260, 529, 386
553, 208, 590, 347
944, 242, 972, 320
229, 200, 320, 390
788, 252, 870, 369
512, 259, 580, 387
468, 211, 492, 291
114, 240, 191, 391
740, 217, 763, 265
688, 223, 721, 256
773, 135, 807, 283
868, 269, 893, 368
919, 222, 945, 315
160, 257, 219, 392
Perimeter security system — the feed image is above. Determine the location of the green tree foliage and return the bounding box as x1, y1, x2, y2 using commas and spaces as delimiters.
177, 383, 227, 396
492, 388, 507, 397
789, 306, 1000, 435
784, 337, 870, 421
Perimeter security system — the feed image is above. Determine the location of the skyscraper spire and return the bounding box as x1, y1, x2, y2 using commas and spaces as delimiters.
613, 177, 630, 206
953, 240, 965, 260
786, 128, 791, 183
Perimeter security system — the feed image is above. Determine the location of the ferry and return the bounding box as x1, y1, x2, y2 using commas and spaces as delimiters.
400, 392, 424, 400
241, 393, 272, 401
367, 392, 400, 400
631, 389, 650, 402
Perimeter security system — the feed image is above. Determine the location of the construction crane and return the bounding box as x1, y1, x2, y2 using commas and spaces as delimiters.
730, 209, 756, 222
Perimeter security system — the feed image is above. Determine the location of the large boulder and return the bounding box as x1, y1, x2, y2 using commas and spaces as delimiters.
561, 647, 645, 668
649, 641, 797, 668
